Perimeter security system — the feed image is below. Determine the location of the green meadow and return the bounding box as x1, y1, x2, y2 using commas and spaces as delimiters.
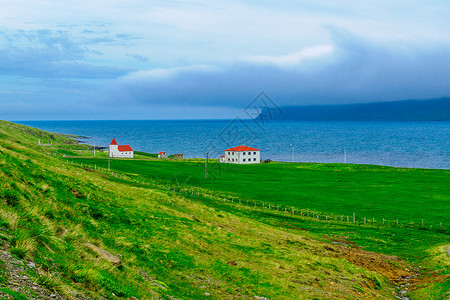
1, 120, 449, 299
70, 157, 450, 230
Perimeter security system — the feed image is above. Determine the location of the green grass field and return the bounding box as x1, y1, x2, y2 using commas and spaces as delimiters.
69, 157, 450, 228
1, 120, 449, 299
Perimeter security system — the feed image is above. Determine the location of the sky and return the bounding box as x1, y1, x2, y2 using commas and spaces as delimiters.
1, 0, 450, 120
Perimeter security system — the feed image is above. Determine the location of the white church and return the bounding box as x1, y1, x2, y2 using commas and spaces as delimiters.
109, 138, 134, 158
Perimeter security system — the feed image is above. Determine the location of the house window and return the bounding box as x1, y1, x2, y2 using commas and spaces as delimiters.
253, 158, 256, 161
248, 152, 251, 155
243, 152, 246, 155
243, 159, 246, 162
228, 158, 230, 161
228, 152, 230, 155
254, 152, 256, 155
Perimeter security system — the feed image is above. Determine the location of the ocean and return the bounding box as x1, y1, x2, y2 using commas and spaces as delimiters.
17, 120, 450, 169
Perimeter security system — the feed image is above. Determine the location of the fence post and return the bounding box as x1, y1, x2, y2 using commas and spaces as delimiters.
353, 212, 355, 224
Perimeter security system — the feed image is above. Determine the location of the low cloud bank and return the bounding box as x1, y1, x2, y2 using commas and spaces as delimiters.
111, 29, 450, 110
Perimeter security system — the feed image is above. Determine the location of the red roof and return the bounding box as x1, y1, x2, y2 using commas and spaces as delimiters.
225, 145, 260, 152
118, 145, 133, 152
220, 155, 225, 157
110, 138, 118, 145
158, 152, 166, 155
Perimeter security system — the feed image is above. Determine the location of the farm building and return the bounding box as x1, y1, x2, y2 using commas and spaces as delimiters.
109, 138, 133, 158
223, 145, 260, 164
158, 151, 168, 158
220, 155, 225, 163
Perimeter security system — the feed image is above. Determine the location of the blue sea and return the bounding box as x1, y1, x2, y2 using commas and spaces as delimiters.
17, 120, 450, 169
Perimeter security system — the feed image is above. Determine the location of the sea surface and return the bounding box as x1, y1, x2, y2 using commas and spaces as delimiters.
17, 120, 450, 169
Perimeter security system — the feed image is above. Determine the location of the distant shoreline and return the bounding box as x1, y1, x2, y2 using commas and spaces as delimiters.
258, 98, 450, 121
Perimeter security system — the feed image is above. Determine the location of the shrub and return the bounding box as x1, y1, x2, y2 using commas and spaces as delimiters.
372, 275, 382, 289
11, 231, 36, 259
11, 245, 28, 259
2, 190, 20, 207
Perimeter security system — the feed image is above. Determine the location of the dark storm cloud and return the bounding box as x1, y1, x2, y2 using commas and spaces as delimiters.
111, 30, 450, 108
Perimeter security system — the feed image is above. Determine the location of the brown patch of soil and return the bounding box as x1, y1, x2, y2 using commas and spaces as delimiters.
327, 243, 450, 296
334, 245, 411, 281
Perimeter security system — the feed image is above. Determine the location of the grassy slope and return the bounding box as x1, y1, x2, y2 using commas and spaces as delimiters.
0, 120, 449, 299
70, 155, 450, 298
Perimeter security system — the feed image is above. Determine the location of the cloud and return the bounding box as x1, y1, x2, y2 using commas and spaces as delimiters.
107, 29, 450, 111
0, 29, 130, 79
127, 53, 149, 63
244, 45, 334, 67
2, 0, 450, 120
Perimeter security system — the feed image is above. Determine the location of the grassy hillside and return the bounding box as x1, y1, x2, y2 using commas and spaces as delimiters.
0, 120, 449, 299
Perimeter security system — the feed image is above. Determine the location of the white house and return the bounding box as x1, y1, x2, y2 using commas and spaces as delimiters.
109, 138, 133, 158
223, 145, 260, 164
158, 151, 168, 158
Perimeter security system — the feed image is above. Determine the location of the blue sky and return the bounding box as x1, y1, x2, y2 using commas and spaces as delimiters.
1, 0, 450, 120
